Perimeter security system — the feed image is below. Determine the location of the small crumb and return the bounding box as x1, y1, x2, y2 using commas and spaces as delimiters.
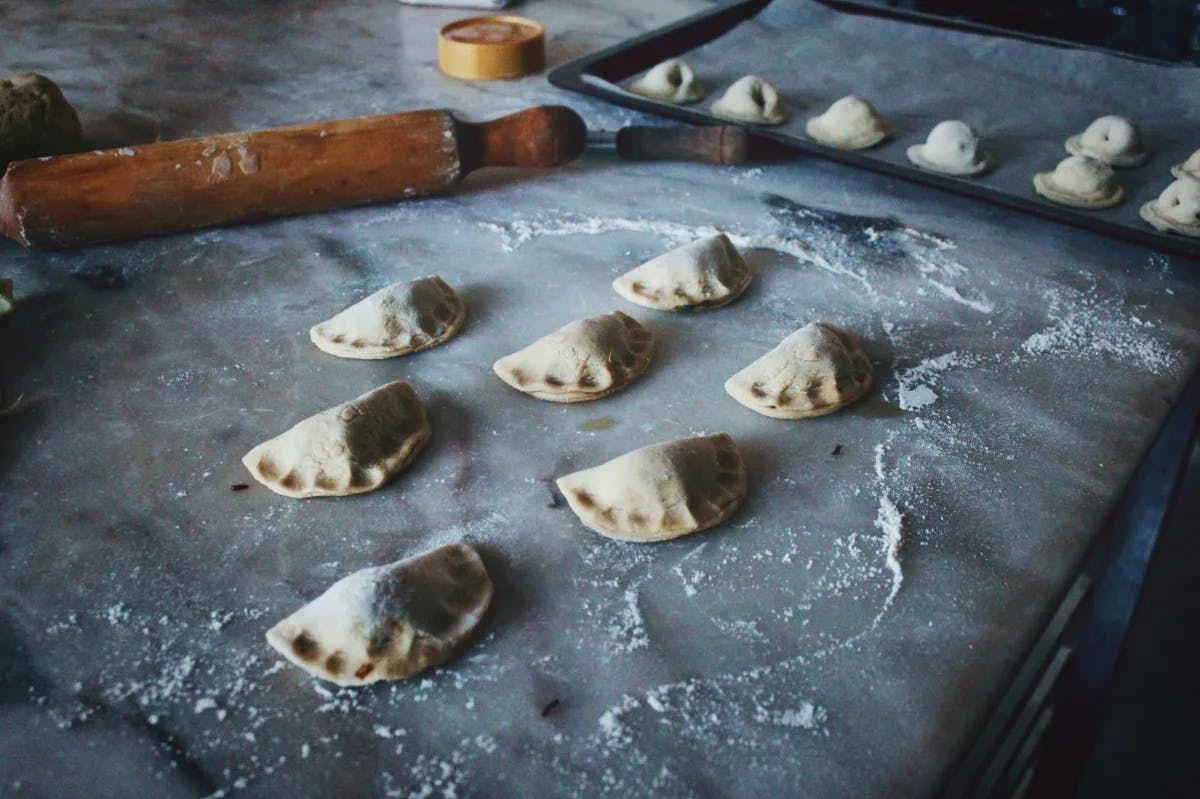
230, 483, 250, 492
540, 698, 560, 717
831, 444, 844, 456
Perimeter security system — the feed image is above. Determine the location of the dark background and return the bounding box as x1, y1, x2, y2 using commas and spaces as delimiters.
875, 0, 1200, 62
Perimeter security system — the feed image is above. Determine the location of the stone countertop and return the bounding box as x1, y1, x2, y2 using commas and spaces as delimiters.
1, 2, 1198, 797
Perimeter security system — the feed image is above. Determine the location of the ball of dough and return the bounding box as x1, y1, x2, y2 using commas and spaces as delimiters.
1171, 148, 1200, 181
1065, 115, 1147, 168
1139, 177, 1200, 238
805, 95, 889, 151
0, 73, 82, 165
906, 120, 991, 176
1033, 155, 1124, 209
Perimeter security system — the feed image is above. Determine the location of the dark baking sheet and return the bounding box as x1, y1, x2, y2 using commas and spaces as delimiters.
548, 0, 1200, 260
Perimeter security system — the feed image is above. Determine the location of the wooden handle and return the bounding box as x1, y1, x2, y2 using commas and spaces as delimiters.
615, 126, 748, 164
0, 105, 586, 249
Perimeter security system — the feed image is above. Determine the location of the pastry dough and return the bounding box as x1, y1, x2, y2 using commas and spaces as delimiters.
1139, 177, 1200, 238
710, 76, 788, 125
1065, 115, 1147, 168
806, 95, 888, 150
492, 311, 654, 402
310, 275, 465, 360
629, 59, 704, 104
1171, 148, 1200, 181
1034, 155, 1125, 209
725, 322, 873, 419
242, 381, 430, 498
612, 233, 751, 311
556, 433, 746, 542
266, 543, 492, 686
906, 120, 991, 176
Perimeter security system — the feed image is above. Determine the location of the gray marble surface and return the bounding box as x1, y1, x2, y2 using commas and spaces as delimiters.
1, 2, 1199, 798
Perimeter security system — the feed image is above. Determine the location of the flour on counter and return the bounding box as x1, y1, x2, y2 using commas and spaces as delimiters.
894, 351, 977, 411
1018, 281, 1179, 373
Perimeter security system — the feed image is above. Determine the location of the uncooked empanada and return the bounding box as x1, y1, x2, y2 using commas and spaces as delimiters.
710, 76, 788, 125
629, 59, 704, 104
725, 322, 873, 419
492, 311, 654, 403
310, 275, 465, 360
1034, 155, 1124, 209
266, 543, 492, 686
556, 433, 746, 542
612, 233, 751, 311
805, 95, 889, 151
1065, 115, 1147, 168
242, 380, 430, 498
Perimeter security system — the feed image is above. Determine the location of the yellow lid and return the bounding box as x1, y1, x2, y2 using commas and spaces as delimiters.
438, 15, 546, 81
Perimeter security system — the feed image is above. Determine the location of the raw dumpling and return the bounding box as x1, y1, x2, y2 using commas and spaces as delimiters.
1065, 115, 1147, 168
0, 73, 82, 165
629, 59, 704, 104
710, 76, 788, 125
1171, 148, 1200, 181
0, 278, 11, 318
1034, 155, 1124, 209
1139, 177, 1200, 238
310, 275, 465, 360
492, 311, 654, 403
266, 543, 492, 686
612, 233, 751, 311
906, 120, 991, 176
725, 322, 873, 419
806, 95, 889, 150
556, 433, 746, 542
242, 380, 431, 498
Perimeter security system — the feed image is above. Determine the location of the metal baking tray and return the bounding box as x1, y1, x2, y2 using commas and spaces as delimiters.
548, 0, 1200, 260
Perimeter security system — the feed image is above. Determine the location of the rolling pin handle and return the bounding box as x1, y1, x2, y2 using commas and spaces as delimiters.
616, 125, 749, 165
457, 105, 588, 172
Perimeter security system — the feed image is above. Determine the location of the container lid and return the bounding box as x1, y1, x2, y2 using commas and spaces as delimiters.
438, 15, 546, 81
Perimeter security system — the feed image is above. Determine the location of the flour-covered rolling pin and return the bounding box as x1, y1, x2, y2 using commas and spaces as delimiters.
0, 105, 587, 249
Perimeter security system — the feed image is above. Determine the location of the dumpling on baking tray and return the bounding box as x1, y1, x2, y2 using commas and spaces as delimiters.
710, 76, 788, 125
492, 311, 654, 402
266, 543, 493, 686
556, 433, 747, 542
629, 58, 705, 104
612, 233, 752, 311
242, 381, 430, 498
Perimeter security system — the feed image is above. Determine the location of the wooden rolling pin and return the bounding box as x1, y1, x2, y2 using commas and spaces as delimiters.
0, 105, 588, 249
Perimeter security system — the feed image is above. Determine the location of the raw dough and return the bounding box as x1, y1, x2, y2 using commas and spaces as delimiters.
309, 275, 465, 360
906, 120, 991, 176
492, 311, 654, 402
805, 95, 888, 151
0, 278, 12, 318
242, 380, 430, 498
1034, 155, 1125, 209
266, 543, 492, 686
1139, 177, 1200, 238
612, 233, 751, 311
1171, 148, 1200, 181
0, 73, 82, 165
725, 322, 873, 419
709, 76, 788, 125
1065, 115, 1147, 168
556, 433, 746, 542
629, 59, 704, 104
